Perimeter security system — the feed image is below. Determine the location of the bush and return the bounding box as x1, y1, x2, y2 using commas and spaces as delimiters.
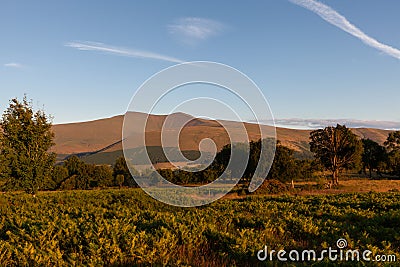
254, 179, 290, 194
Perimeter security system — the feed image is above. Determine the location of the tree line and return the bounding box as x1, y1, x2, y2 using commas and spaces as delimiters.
1, 97, 400, 194
310, 124, 400, 185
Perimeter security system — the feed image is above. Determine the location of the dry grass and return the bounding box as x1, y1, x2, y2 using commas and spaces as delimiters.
221, 178, 400, 199
293, 178, 400, 195
335, 179, 400, 192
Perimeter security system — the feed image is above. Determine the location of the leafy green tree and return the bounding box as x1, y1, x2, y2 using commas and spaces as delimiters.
243, 139, 275, 182
384, 131, 400, 177
210, 139, 274, 183
52, 165, 69, 188
202, 167, 223, 183
64, 155, 84, 176
384, 131, 400, 151
157, 168, 175, 183
210, 138, 294, 184
212, 142, 249, 179
387, 150, 400, 177
310, 124, 363, 185
113, 156, 130, 177
75, 163, 93, 190
240, 139, 297, 183
62, 156, 114, 189
93, 165, 113, 187
361, 138, 387, 178
62, 156, 93, 189
295, 159, 322, 180
0, 151, 10, 186
115, 174, 124, 188
0, 97, 55, 194
267, 143, 298, 182
113, 156, 138, 187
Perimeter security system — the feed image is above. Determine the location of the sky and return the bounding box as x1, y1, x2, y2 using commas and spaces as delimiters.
1, 0, 400, 129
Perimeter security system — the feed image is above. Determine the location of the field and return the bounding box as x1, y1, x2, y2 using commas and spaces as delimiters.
292, 179, 400, 195
0, 185, 399, 266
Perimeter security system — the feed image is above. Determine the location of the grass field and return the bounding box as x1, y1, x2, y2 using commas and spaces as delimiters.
292, 179, 400, 195
0, 181, 399, 266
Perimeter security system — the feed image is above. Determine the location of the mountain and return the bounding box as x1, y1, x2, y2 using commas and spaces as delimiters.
51, 112, 392, 164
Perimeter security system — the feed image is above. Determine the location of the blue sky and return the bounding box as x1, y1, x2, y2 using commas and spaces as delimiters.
1, 0, 400, 128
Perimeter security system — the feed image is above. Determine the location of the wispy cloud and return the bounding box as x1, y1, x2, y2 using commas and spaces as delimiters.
168, 17, 225, 44
258, 118, 400, 130
65, 41, 184, 63
4, 62, 24, 69
289, 0, 400, 60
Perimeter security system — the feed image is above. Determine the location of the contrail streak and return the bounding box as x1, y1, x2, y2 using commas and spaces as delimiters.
66, 41, 184, 63
289, 0, 400, 60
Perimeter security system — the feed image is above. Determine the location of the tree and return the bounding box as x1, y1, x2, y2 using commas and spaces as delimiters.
210, 138, 275, 183
92, 165, 113, 188
113, 156, 138, 187
267, 143, 298, 183
63, 156, 115, 189
243, 139, 275, 182
0, 97, 55, 195
73, 163, 93, 190
62, 156, 90, 189
115, 174, 124, 188
212, 142, 249, 179
52, 165, 69, 188
310, 124, 363, 186
64, 155, 84, 176
210, 138, 294, 184
361, 139, 387, 178
384, 131, 400, 177
384, 131, 400, 151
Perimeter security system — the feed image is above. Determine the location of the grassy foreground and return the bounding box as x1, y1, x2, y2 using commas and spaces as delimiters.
0, 188, 399, 266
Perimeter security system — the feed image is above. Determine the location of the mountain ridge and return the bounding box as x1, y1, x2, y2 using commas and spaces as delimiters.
51, 112, 393, 164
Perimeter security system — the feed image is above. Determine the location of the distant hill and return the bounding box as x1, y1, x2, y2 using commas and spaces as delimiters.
51, 112, 393, 165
